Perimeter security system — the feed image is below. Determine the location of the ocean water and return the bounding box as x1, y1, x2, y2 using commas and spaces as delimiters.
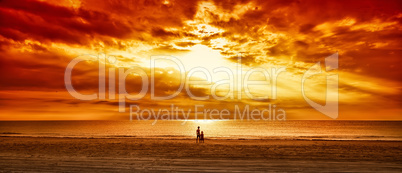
0, 120, 401, 141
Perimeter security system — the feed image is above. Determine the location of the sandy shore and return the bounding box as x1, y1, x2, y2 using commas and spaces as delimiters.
0, 137, 401, 172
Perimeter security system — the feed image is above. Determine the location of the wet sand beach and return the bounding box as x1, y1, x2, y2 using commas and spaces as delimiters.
0, 137, 401, 172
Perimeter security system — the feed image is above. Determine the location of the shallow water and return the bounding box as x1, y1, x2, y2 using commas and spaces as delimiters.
0, 120, 401, 141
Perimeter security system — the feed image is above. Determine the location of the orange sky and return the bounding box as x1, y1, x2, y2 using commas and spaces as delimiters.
0, 0, 401, 120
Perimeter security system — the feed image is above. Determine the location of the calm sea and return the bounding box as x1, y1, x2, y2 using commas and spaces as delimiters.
0, 120, 401, 141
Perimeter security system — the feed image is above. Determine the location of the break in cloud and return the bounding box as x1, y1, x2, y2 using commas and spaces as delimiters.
0, 0, 401, 120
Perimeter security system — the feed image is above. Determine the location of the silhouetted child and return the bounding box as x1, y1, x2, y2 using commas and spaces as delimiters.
200, 131, 204, 143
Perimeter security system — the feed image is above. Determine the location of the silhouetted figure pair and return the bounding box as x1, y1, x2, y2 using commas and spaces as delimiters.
196, 126, 204, 143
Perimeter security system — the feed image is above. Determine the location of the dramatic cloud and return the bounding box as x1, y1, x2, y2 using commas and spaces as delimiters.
0, 0, 401, 120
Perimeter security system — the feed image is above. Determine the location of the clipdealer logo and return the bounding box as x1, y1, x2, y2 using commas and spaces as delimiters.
64, 52, 338, 121
302, 53, 339, 119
